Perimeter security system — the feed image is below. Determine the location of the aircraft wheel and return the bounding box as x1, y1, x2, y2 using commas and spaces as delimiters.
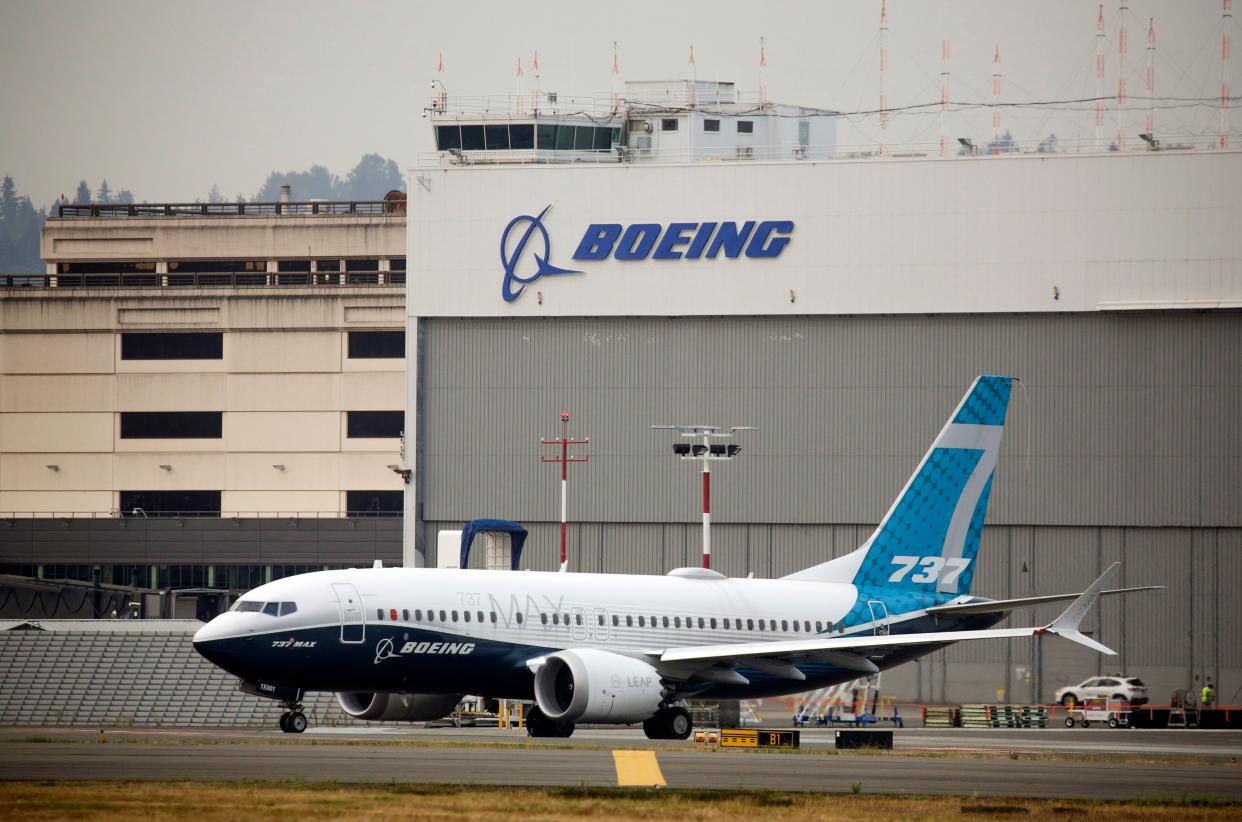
664, 707, 692, 740
556, 722, 575, 738
525, 706, 557, 738
642, 715, 663, 739
278, 712, 290, 733
287, 711, 308, 734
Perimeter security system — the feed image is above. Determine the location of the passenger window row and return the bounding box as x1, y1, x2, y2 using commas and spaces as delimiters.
372, 606, 839, 634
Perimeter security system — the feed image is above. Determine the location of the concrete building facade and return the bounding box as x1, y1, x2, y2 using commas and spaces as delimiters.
1, 200, 406, 589
405, 147, 1242, 704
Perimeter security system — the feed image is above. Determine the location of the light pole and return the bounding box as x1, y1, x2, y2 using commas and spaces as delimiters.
652, 424, 756, 570
541, 412, 589, 571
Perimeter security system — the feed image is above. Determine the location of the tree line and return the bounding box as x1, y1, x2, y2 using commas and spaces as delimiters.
0, 154, 406, 274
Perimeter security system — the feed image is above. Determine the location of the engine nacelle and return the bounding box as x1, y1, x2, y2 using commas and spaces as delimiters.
533, 648, 664, 724
335, 691, 461, 722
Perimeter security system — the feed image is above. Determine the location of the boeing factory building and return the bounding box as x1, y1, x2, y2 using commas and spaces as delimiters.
408, 81, 1241, 704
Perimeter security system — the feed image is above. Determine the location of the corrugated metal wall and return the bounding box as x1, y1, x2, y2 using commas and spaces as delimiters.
421, 311, 1241, 702
421, 312, 1241, 528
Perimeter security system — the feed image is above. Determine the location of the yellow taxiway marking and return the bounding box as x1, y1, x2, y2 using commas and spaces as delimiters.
612, 749, 666, 787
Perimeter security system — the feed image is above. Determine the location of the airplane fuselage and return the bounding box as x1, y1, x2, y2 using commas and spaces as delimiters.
193, 566, 1000, 700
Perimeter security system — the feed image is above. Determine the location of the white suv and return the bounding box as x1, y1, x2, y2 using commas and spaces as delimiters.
1055, 675, 1148, 706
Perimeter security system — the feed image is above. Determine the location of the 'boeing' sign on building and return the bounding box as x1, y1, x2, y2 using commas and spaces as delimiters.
499, 206, 794, 302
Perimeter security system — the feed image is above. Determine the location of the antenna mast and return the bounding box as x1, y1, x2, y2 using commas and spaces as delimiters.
688, 45, 697, 107
1118, 0, 1129, 150
940, 38, 950, 157
991, 44, 1002, 153
759, 36, 769, 108
879, 0, 889, 154
1145, 18, 1155, 137
611, 41, 621, 112
1224, 0, 1234, 149
1096, 4, 1106, 150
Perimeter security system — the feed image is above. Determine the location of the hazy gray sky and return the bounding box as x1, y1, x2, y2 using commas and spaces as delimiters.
0, 0, 1229, 206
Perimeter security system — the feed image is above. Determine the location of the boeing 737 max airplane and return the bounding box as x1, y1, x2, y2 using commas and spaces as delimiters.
194, 376, 1158, 737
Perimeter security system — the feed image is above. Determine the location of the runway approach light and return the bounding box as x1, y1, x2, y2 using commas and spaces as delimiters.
652, 424, 757, 570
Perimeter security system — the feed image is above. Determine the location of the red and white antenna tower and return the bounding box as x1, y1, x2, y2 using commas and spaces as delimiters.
432, 52, 447, 111
1096, 4, 1107, 150
1117, 0, 1130, 150
940, 38, 950, 157
688, 45, 697, 107
540, 412, 589, 572
610, 41, 621, 112
991, 43, 1002, 153
514, 56, 525, 115
759, 36, 769, 108
1145, 18, 1156, 136
1223, 0, 1234, 149
879, 0, 889, 153
531, 50, 541, 114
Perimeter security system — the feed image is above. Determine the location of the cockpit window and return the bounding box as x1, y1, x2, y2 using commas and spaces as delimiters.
262, 602, 280, 616
236, 601, 263, 613
279, 602, 298, 616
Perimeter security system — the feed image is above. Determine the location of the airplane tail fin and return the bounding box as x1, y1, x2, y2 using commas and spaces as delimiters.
784, 375, 1015, 597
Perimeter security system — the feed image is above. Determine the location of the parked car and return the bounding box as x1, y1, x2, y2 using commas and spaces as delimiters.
1055, 675, 1148, 706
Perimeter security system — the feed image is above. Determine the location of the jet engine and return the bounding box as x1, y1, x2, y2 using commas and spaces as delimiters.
533, 648, 664, 724
335, 691, 461, 722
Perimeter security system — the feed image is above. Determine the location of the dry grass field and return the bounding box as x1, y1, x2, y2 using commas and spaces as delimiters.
0, 781, 1237, 822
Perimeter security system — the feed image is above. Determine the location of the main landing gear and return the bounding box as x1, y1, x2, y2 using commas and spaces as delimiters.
278, 701, 308, 734
643, 706, 692, 740
525, 706, 575, 738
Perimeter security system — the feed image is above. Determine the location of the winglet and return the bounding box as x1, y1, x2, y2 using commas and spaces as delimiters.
1039, 562, 1118, 655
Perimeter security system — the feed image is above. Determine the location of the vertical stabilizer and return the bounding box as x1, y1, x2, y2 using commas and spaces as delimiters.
785, 376, 1015, 597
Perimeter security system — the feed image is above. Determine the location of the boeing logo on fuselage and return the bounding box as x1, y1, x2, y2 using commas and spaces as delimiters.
499, 208, 795, 302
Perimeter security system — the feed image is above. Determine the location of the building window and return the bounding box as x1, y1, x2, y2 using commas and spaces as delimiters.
661, 118, 679, 132
120, 412, 222, 439
460, 125, 485, 151
510, 124, 535, 150
346, 411, 403, 438
345, 491, 402, 516
348, 330, 405, 359
436, 125, 462, 151
703, 119, 721, 133
119, 490, 221, 516
121, 332, 222, 361
737, 120, 754, 134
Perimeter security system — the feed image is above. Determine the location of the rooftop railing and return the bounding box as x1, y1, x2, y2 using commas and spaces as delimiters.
416, 132, 1242, 168
1, 271, 405, 289
54, 200, 405, 219
1, 511, 401, 520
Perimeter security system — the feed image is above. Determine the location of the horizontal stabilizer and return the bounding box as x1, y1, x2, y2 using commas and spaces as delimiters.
925, 585, 1163, 617
1037, 562, 1119, 655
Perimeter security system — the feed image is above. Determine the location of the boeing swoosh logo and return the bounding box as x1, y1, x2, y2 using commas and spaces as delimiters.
499, 205, 581, 302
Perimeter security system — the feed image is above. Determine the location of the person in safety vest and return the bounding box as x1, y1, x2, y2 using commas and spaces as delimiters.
1201, 678, 1216, 709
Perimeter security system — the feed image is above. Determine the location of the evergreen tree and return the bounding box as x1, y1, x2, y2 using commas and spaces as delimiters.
254, 165, 338, 201
96, 179, 112, 203
114, 189, 134, 204
0, 176, 16, 225
208, 184, 224, 203
341, 153, 404, 199
74, 180, 91, 203
0, 176, 47, 273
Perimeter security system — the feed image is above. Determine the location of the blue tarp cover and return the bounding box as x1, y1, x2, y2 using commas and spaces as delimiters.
459, 519, 528, 570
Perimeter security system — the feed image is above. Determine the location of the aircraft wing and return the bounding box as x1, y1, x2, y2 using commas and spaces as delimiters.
924, 585, 1163, 617
656, 563, 1122, 678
